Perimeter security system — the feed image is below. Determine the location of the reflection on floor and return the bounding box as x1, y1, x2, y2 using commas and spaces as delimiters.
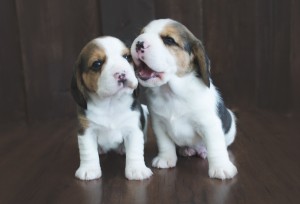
0, 108, 299, 204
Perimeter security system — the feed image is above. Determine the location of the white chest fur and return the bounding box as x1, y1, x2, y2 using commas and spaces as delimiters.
85, 94, 140, 151
147, 74, 219, 147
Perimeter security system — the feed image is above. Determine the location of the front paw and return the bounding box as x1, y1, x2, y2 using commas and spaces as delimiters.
75, 165, 102, 180
209, 161, 237, 180
125, 165, 153, 180
152, 155, 177, 168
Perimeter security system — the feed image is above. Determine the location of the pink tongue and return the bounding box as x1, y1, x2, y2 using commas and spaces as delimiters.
139, 66, 154, 78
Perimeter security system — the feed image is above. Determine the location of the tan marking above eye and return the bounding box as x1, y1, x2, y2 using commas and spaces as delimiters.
160, 25, 185, 48
121, 47, 130, 56
161, 24, 196, 76
87, 50, 106, 69
79, 43, 106, 92
121, 47, 134, 63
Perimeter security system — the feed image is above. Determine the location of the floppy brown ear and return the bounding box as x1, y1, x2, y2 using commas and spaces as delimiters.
70, 65, 87, 109
192, 40, 211, 87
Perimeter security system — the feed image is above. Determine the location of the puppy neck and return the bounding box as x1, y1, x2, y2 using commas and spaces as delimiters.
87, 91, 134, 112
146, 73, 213, 104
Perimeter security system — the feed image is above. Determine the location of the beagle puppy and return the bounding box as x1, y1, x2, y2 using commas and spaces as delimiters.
131, 19, 237, 180
71, 36, 152, 180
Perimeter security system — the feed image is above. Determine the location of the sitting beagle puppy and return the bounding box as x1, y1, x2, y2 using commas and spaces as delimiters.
71, 36, 152, 180
131, 19, 237, 180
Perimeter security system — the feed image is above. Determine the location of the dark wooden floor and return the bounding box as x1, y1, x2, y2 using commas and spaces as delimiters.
1, 108, 300, 204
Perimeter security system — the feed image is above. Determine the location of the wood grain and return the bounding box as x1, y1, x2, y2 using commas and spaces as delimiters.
0, 0, 26, 123
100, 0, 155, 44
0, 0, 299, 123
255, 0, 292, 111
0, 109, 299, 204
14, 0, 102, 122
290, 0, 300, 113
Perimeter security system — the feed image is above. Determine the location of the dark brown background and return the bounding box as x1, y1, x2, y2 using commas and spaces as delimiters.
1, 1, 300, 203
0, 0, 299, 124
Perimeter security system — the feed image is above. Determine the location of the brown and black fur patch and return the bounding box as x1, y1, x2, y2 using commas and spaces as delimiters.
160, 24, 193, 77
121, 47, 131, 57
80, 43, 106, 92
160, 21, 211, 87
71, 41, 106, 109
191, 40, 211, 87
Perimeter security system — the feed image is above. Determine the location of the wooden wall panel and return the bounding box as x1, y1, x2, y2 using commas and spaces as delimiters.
15, 0, 102, 122
290, 0, 300, 113
154, 0, 204, 39
202, 0, 242, 104
255, 0, 292, 111
231, 1, 256, 105
0, 0, 26, 124
100, 0, 155, 44
0, 0, 299, 124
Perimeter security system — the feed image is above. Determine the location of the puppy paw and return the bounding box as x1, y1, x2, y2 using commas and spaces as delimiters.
75, 166, 102, 180
208, 161, 237, 180
125, 165, 153, 180
152, 155, 177, 168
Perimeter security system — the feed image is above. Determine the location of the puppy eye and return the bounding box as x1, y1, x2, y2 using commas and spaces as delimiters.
91, 59, 103, 71
123, 54, 132, 63
162, 36, 177, 46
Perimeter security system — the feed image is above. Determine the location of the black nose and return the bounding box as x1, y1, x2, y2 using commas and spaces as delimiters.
136, 41, 144, 52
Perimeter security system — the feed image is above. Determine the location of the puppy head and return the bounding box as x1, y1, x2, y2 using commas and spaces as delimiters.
131, 19, 210, 88
71, 36, 138, 109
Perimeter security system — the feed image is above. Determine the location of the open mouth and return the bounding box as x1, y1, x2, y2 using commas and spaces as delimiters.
136, 61, 163, 81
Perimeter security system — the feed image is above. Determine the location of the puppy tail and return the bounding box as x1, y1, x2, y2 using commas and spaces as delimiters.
141, 104, 149, 143
225, 109, 237, 146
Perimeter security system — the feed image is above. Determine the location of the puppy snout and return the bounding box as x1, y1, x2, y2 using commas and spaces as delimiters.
136, 41, 144, 52
135, 41, 149, 53
114, 72, 126, 83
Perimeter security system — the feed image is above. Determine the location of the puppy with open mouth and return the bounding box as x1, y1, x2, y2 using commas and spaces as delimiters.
131, 19, 237, 180
71, 36, 152, 180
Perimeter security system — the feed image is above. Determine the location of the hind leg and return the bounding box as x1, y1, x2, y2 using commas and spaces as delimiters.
194, 144, 207, 159
178, 146, 197, 157
178, 144, 207, 159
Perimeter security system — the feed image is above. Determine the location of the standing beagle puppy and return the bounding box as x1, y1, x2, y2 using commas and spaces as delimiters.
131, 19, 237, 180
71, 36, 152, 180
